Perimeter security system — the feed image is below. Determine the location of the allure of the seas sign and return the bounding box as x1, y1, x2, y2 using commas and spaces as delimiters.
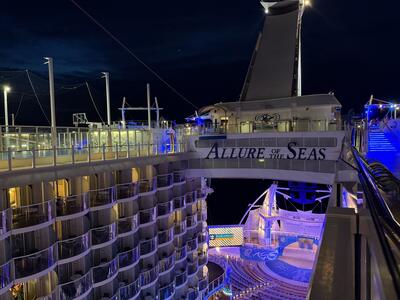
202, 142, 340, 161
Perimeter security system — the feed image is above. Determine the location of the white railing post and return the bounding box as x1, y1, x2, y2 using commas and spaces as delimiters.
7, 148, 12, 171
32, 147, 36, 168
71, 145, 75, 164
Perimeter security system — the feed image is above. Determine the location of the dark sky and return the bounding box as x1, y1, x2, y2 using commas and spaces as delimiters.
1, 0, 400, 125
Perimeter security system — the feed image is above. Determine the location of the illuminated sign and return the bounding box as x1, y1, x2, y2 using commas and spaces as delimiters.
208, 225, 244, 247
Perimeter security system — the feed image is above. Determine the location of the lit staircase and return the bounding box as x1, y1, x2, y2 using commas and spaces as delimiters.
368, 129, 398, 152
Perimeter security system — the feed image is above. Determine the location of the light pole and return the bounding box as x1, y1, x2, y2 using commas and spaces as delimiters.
3, 86, 10, 132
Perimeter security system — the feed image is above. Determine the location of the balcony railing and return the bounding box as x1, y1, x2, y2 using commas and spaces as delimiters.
58, 270, 92, 300
0, 208, 11, 235
90, 223, 116, 247
158, 228, 174, 246
198, 232, 207, 244
119, 277, 140, 300
187, 288, 199, 300
89, 187, 115, 208
56, 194, 89, 218
175, 269, 187, 287
115, 182, 138, 200
12, 200, 55, 230
175, 245, 187, 262
198, 254, 207, 267
173, 196, 186, 210
185, 191, 197, 204
199, 276, 208, 292
157, 174, 173, 188
92, 256, 118, 284
159, 280, 175, 300
0, 261, 12, 290
187, 238, 198, 253
187, 214, 198, 228
140, 237, 157, 256
174, 220, 187, 235
13, 245, 56, 279
196, 188, 207, 199
187, 259, 198, 275
140, 265, 159, 287
58, 232, 90, 261
158, 201, 173, 217
117, 214, 138, 236
138, 178, 156, 193
159, 253, 175, 274
139, 207, 157, 225
118, 246, 139, 269
173, 171, 185, 183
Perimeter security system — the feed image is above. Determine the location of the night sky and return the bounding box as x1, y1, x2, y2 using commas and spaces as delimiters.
2, 0, 400, 126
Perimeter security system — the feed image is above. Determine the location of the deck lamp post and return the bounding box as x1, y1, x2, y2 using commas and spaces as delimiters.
3, 86, 10, 132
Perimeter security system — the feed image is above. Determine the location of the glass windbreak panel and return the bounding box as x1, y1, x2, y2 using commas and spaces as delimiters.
117, 215, 138, 235
159, 281, 175, 300
159, 254, 175, 273
14, 246, 56, 279
158, 228, 174, 245
187, 289, 199, 300
91, 223, 116, 246
173, 171, 185, 183
187, 238, 198, 252
0, 209, 11, 235
157, 174, 173, 188
185, 191, 196, 204
158, 201, 172, 217
12, 200, 55, 229
58, 270, 92, 300
118, 246, 139, 268
173, 196, 186, 210
58, 233, 90, 260
92, 257, 118, 283
199, 277, 208, 291
187, 260, 198, 275
175, 270, 187, 287
174, 220, 186, 235
187, 214, 198, 228
175, 246, 187, 261
119, 277, 140, 300
140, 266, 158, 286
139, 207, 156, 225
56, 194, 89, 217
139, 237, 157, 256
0, 261, 12, 289
138, 178, 156, 193
89, 187, 114, 207
116, 183, 137, 200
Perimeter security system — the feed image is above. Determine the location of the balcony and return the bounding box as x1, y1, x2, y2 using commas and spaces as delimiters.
115, 182, 138, 201
90, 223, 117, 248
158, 201, 173, 217
187, 288, 199, 300
58, 232, 90, 261
56, 194, 89, 219
198, 208, 207, 222
92, 256, 119, 285
157, 174, 173, 188
199, 276, 208, 292
198, 254, 207, 267
139, 237, 157, 256
187, 214, 198, 228
187, 259, 198, 276
175, 245, 187, 262
159, 252, 175, 274
139, 207, 157, 225
140, 265, 158, 287
158, 228, 174, 246
175, 269, 187, 287
138, 178, 156, 193
13, 245, 56, 279
185, 191, 197, 205
0, 208, 11, 236
196, 188, 207, 199
187, 238, 198, 253
12, 200, 55, 231
173, 196, 186, 210
174, 220, 187, 235
119, 277, 140, 300
0, 261, 12, 290
117, 214, 138, 236
173, 171, 185, 183
58, 270, 92, 300
159, 280, 175, 300
89, 187, 115, 209
198, 232, 207, 244
118, 246, 139, 270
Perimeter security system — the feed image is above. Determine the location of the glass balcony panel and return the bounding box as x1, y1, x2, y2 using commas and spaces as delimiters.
187, 260, 198, 275
196, 188, 207, 199
92, 256, 119, 283
116, 183, 137, 200
56, 194, 89, 217
119, 277, 140, 300
157, 174, 173, 188
12, 200, 55, 230
139, 237, 157, 256
59, 271, 92, 300
0, 261, 12, 289
199, 277, 208, 291
173, 196, 186, 210
159, 253, 175, 273
138, 178, 156, 193
89, 187, 114, 208
187, 288, 199, 300
187, 238, 198, 252
158, 201, 173, 217
58, 233, 90, 260
173, 171, 185, 183
198, 255, 207, 266
118, 246, 139, 268
158, 228, 174, 245
174, 220, 186, 235
91, 223, 116, 246
175, 246, 187, 261
139, 207, 156, 225
117, 215, 138, 235
187, 214, 198, 228
185, 192, 196, 204
140, 265, 158, 286
198, 232, 207, 244
14, 246, 56, 279
175, 270, 187, 287
159, 280, 175, 300
0, 208, 11, 235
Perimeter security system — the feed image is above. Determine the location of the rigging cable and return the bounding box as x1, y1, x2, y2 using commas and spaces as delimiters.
14, 94, 25, 122
85, 82, 105, 123
68, 0, 198, 110
26, 70, 51, 125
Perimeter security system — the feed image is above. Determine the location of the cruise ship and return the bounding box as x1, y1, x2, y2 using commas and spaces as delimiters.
0, 1, 399, 300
